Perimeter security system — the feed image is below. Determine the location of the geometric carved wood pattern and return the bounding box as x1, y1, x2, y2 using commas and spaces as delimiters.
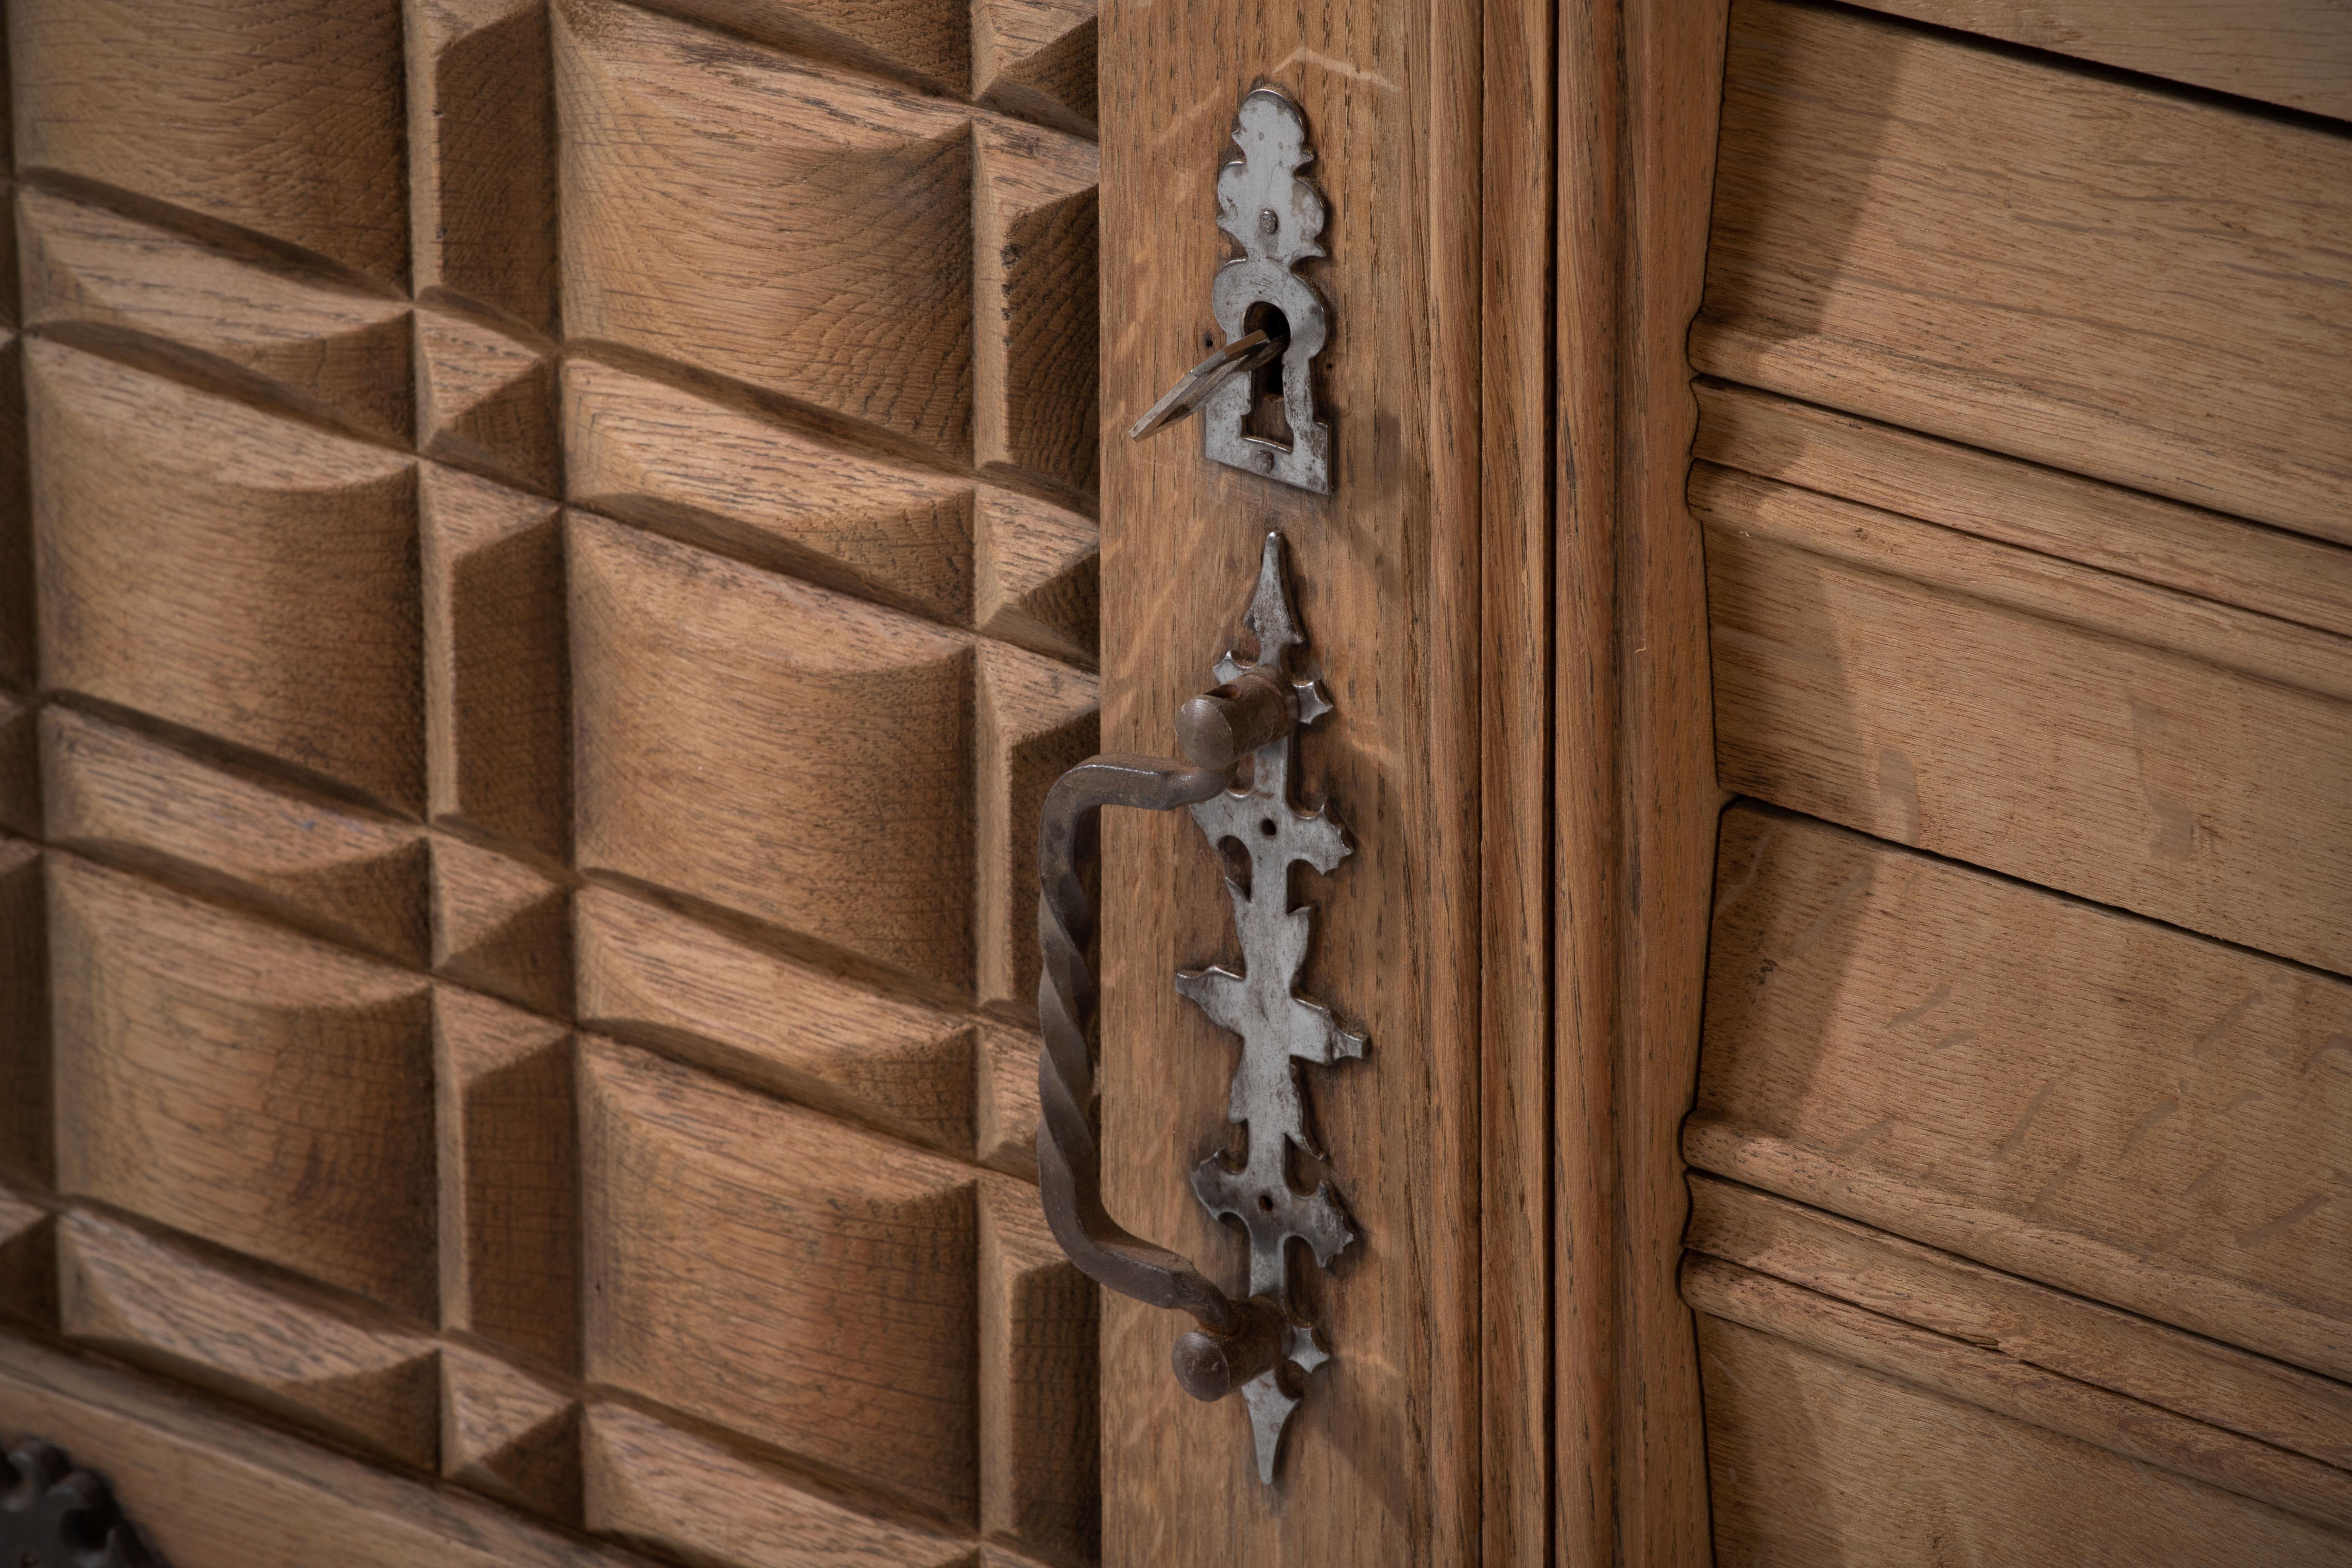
0, 0, 1102, 1560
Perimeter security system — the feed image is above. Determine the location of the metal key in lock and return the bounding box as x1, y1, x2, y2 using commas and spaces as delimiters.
1130, 85, 1334, 494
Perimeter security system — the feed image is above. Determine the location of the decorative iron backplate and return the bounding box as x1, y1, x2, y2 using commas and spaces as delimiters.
1177, 533, 1362, 1480
1206, 87, 1333, 493
0, 1439, 162, 1568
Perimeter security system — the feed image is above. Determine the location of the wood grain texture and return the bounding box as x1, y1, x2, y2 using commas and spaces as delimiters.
1695, 379, 2352, 643
42, 704, 432, 966
573, 883, 976, 1153
18, 185, 414, 443
0, 337, 28, 695
556, 0, 974, 456
405, 0, 559, 331
1549, 0, 1730, 1560
431, 836, 572, 1018
1695, 0, 2352, 546
978, 1174, 1096, 1562
972, 1022, 1044, 1177
974, 641, 1097, 1012
49, 855, 439, 1318
1693, 1300, 2352, 1565
421, 465, 569, 860
1703, 477, 2352, 976
440, 1344, 580, 1519
0, 1184, 54, 1328
581, 1402, 969, 1568
569, 513, 975, 986
1687, 1174, 2352, 1472
1698, 462, 2352, 705
57, 1208, 439, 1468
1098, 0, 1484, 1559
29, 342, 424, 811
631, 0, 974, 96
0, 692, 32, 841
1693, 805, 2352, 1381
0, 839, 49, 1190
562, 357, 977, 625
1485, 0, 1551, 1552
436, 989, 577, 1368
1688, 1254, 2352, 1532
578, 1036, 980, 1522
0, 1326, 658, 1568
417, 308, 560, 495
12, 0, 410, 284
972, 0, 1097, 136
1842, 0, 2352, 120
973, 120, 1098, 498
974, 489, 1097, 666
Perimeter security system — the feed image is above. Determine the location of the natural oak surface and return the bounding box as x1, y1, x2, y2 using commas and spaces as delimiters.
1696, 0, 2352, 545
1096, 0, 1486, 1559
0, 0, 1109, 1563
1686, 4, 2352, 1562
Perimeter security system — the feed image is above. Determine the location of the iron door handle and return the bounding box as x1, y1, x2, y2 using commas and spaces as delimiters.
1033, 533, 1363, 1483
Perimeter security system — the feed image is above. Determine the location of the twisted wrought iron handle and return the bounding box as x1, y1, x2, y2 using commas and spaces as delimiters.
1035, 751, 1289, 1401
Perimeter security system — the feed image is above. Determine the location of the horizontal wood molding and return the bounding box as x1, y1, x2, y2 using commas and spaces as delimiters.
1690, 805, 2352, 1381
1695, 462, 2352, 707
1693, 379, 2352, 644
1685, 1255, 2352, 1538
1704, 484, 2352, 974
1695, 1309, 2352, 1566
1837, 0, 2352, 121
1687, 1174, 2352, 1473
1695, 0, 2352, 546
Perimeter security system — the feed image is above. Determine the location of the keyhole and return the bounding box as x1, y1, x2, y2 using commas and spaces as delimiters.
1242, 302, 1294, 450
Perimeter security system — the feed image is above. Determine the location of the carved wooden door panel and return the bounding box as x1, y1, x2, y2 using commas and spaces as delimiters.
0, 1, 1118, 1564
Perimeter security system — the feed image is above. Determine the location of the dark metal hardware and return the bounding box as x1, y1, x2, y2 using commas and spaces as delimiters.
1129, 86, 1333, 494
1036, 532, 1361, 1482
1127, 328, 1287, 441
1, 1438, 163, 1567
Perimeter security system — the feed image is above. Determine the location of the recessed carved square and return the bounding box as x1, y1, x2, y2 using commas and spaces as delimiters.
975, 122, 1099, 497
583, 1402, 969, 1568
569, 515, 976, 986
574, 885, 975, 1154
14, 0, 410, 285
421, 465, 568, 859
49, 855, 439, 1317
41, 705, 432, 966
0, 333, 27, 695
436, 988, 577, 1368
57, 1208, 439, 1466
0, 1186, 54, 1328
405, 0, 559, 332
0, 692, 35, 840
416, 309, 559, 495
974, 489, 1098, 667
621, 0, 973, 95
564, 358, 977, 625
442, 1343, 580, 1521
579, 1038, 979, 1522
0, 841, 47, 1191
975, 643, 1098, 1011
555, 0, 975, 457
29, 344, 424, 811
978, 1175, 1096, 1560
973, 0, 1096, 136
431, 837, 571, 1018
18, 186, 414, 443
